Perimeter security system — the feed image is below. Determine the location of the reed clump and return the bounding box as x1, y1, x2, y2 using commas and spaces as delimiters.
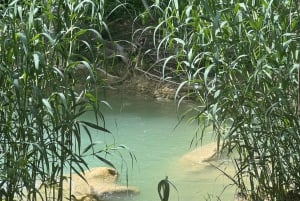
140, 0, 300, 200
0, 1, 134, 200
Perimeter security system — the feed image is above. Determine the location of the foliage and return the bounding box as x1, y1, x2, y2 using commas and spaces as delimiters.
157, 176, 178, 201
143, 0, 300, 200
104, 0, 146, 21
2, 0, 300, 200
0, 0, 127, 200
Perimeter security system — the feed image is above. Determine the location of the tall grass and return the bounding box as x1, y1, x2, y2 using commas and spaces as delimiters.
0, 0, 125, 200
142, 0, 300, 200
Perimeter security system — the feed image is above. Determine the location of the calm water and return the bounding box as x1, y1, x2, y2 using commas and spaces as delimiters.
80, 93, 235, 201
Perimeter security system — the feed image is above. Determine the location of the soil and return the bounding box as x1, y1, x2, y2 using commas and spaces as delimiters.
71, 16, 187, 101
73, 66, 183, 101
115, 73, 180, 101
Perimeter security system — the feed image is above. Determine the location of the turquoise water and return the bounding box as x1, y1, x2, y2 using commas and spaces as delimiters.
80, 94, 235, 201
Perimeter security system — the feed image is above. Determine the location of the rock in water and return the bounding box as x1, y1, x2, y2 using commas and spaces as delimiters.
65, 167, 139, 201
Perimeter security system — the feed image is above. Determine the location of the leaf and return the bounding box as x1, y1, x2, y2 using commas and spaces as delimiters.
214, 89, 220, 98
17, 5, 22, 21
153, 20, 168, 48
157, 33, 172, 60
16, 32, 27, 44
173, 0, 179, 17
75, 0, 95, 14
94, 155, 115, 169
282, 39, 293, 50
100, 100, 112, 110
73, 29, 87, 39
87, 28, 102, 40
82, 143, 96, 155
162, 55, 176, 79
173, 38, 185, 46
85, 92, 96, 102
157, 176, 178, 201
56, 92, 68, 110
79, 61, 95, 82
33, 53, 40, 70
175, 81, 187, 101
52, 67, 64, 78
41, 32, 55, 45
79, 121, 111, 133
238, 3, 247, 11
158, 177, 170, 201
187, 48, 193, 63
42, 98, 53, 116
204, 64, 214, 85
211, 103, 219, 116
185, 5, 193, 17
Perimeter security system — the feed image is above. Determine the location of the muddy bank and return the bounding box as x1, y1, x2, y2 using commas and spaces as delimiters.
114, 74, 179, 100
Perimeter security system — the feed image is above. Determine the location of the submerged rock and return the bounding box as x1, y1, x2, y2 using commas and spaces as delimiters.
180, 142, 219, 165
65, 167, 139, 201
178, 142, 235, 176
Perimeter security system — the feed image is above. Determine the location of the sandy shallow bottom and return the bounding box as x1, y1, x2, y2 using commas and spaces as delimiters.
162, 142, 238, 201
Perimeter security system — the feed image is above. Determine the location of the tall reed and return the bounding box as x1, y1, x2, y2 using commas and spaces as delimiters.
0, 0, 123, 200
142, 0, 300, 200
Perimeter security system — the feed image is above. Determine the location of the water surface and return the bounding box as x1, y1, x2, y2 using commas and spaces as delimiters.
81, 94, 235, 201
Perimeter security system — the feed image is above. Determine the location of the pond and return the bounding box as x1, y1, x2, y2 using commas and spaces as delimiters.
80, 93, 235, 201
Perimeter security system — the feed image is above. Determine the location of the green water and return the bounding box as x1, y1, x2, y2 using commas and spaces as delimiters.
81, 94, 235, 201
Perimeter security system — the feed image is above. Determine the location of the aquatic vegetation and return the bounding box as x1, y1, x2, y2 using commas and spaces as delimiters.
158, 176, 178, 201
